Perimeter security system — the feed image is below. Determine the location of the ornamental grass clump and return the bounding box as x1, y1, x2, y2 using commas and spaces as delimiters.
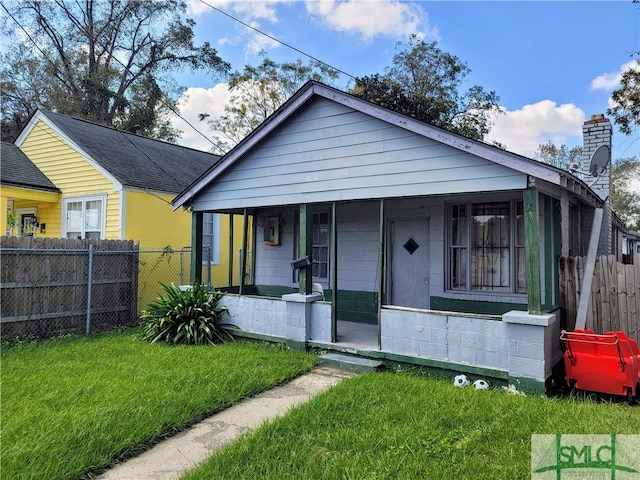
140, 283, 237, 345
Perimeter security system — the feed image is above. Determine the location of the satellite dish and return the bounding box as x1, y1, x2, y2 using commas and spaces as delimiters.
588, 145, 610, 177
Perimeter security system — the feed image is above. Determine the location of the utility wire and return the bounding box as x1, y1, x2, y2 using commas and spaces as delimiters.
0, 1, 226, 157
2, 0, 230, 204
198, 0, 357, 82
1, 3, 219, 205
3, 0, 358, 163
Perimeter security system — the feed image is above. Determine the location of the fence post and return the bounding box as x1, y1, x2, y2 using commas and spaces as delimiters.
86, 244, 94, 335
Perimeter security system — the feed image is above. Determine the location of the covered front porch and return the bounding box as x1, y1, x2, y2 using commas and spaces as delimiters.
187, 187, 585, 394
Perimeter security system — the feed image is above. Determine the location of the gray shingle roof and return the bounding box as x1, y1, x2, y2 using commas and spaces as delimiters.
0, 142, 59, 192
39, 110, 220, 194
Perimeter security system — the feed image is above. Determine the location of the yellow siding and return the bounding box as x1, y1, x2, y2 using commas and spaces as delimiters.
12, 119, 253, 299
1, 196, 7, 234
125, 190, 191, 250
220, 214, 254, 286
19, 120, 120, 239
2, 186, 60, 236
11, 199, 60, 237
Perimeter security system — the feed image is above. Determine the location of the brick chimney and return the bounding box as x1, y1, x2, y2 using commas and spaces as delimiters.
582, 114, 613, 255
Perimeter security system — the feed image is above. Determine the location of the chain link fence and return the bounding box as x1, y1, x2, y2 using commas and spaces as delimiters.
0, 237, 203, 342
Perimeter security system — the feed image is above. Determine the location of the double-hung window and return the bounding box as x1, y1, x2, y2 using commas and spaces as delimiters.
293, 209, 330, 282
63, 196, 104, 239
448, 200, 525, 293
312, 211, 329, 279
202, 213, 220, 265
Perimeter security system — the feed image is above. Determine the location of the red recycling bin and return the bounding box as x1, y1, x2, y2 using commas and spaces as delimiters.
560, 329, 640, 405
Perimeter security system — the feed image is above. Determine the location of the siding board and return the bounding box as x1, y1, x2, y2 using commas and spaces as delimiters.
19, 121, 121, 239
194, 97, 526, 211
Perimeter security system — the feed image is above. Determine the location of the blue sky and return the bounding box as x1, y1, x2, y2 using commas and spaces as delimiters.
173, 1, 638, 168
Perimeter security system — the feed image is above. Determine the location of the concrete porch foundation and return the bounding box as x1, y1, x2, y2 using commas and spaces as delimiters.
220, 294, 561, 394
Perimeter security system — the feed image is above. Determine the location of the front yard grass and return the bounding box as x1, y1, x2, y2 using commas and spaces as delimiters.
182, 371, 640, 480
0, 330, 316, 480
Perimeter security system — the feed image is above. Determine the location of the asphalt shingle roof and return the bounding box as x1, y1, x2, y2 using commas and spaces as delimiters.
39, 110, 220, 194
0, 142, 59, 192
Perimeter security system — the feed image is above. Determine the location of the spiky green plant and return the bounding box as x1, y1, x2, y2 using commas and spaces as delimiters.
140, 283, 236, 345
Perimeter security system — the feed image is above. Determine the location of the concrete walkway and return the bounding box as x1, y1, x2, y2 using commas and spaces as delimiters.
98, 366, 354, 480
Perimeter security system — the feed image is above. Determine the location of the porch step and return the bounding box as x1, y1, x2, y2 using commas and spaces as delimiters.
319, 353, 386, 373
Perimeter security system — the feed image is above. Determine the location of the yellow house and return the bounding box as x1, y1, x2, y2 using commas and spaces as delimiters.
2, 109, 248, 288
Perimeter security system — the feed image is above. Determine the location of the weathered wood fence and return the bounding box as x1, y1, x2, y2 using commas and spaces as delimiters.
559, 254, 640, 343
1, 236, 139, 341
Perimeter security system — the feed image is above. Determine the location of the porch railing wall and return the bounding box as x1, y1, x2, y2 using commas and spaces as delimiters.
558, 253, 640, 343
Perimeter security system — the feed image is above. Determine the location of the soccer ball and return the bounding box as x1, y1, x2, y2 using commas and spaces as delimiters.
473, 379, 489, 390
453, 374, 470, 388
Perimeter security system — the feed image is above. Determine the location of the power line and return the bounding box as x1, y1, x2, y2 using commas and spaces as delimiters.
1, 1, 226, 157
198, 0, 357, 82
2, 0, 357, 160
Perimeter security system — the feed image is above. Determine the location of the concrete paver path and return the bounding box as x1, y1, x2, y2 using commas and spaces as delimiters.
98, 366, 353, 480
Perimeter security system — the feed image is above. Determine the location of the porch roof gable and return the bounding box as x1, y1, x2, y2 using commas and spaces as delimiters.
173, 82, 573, 210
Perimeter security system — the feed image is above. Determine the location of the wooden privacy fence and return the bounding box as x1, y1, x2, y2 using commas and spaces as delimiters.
559, 254, 640, 343
0, 236, 139, 341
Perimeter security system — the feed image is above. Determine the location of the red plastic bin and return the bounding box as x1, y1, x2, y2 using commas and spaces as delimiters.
560, 329, 640, 405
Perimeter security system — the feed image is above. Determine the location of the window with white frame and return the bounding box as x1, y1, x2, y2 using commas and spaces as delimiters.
293, 209, 330, 282
202, 213, 220, 264
448, 200, 525, 293
63, 197, 104, 239
312, 211, 330, 279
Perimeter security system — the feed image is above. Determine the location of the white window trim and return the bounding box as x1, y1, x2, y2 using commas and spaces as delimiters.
202, 213, 220, 265
446, 199, 526, 296
293, 208, 331, 284
62, 195, 106, 239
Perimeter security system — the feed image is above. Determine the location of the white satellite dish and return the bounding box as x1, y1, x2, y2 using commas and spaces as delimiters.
588, 145, 610, 177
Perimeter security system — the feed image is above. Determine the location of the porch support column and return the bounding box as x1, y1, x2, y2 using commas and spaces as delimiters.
523, 187, 542, 314
298, 204, 313, 295
239, 208, 248, 295
560, 191, 570, 257
543, 195, 553, 312
228, 214, 234, 286
376, 199, 385, 347
190, 210, 203, 284
282, 204, 321, 349
331, 202, 338, 342
250, 217, 257, 285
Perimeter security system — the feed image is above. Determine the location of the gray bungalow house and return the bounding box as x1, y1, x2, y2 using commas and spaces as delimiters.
174, 81, 615, 393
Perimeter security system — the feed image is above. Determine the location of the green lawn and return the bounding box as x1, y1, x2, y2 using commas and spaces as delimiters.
0, 331, 316, 480
182, 371, 640, 480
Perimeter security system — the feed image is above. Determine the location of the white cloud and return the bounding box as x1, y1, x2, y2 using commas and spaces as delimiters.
591, 60, 639, 91
231, 1, 283, 22
185, 0, 225, 16
485, 100, 585, 158
187, 0, 285, 58
305, 0, 436, 41
173, 85, 232, 152
245, 24, 281, 56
